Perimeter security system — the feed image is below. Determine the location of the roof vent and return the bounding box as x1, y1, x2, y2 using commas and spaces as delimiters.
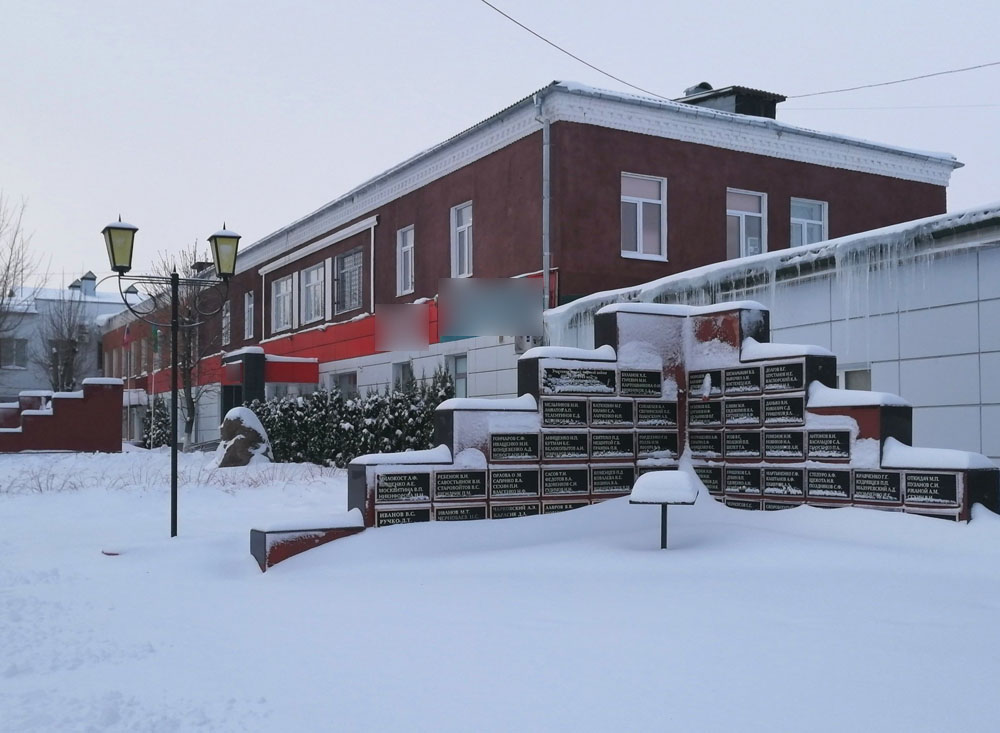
675, 84, 786, 119
684, 82, 713, 96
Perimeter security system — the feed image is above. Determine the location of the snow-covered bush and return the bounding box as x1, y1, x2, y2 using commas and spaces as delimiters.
141, 396, 172, 449
247, 366, 453, 467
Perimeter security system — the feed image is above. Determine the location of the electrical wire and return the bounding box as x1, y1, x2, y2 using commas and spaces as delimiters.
789, 61, 1000, 98
476, 0, 670, 101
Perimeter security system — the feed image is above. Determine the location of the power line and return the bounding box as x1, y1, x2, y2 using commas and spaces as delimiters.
785, 103, 1000, 111
476, 0, 670, 101
789, 61, 1000, 98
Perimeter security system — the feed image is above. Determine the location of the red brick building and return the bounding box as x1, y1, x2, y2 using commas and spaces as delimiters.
102, 81, 960, 443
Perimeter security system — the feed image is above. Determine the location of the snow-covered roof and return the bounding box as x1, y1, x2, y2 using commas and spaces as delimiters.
235, 80, 962, 274
545, 202, 1000, 339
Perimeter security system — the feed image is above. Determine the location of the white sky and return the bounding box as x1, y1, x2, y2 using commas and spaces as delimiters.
2, 0, 998, 286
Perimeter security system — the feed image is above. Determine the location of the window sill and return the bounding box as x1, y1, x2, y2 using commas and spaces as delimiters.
620, 251, 668, 263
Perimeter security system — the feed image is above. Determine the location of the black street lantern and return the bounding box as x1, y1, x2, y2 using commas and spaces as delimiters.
103, 218, 238, 538
102, 217, 139, 274
207, 226, 241, 279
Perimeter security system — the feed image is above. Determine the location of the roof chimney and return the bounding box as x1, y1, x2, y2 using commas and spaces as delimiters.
675, 83, 786, 119
80, 270, 97, 297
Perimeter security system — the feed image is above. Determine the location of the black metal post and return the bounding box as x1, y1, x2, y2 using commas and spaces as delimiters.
660, 504, 668, 550
170, 271, 179, 538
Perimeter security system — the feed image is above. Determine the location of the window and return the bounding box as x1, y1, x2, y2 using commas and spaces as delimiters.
450, 202, 473, 277
397, 226, 415, 295
335, 249, 363, 314
393, 361, 414, 389
447, 354, 468, 398
301, 264, 325, 324
244, 292, 254, 340
727, 189, 767, 258
271, 275, 293, 332
135, 340, 144, 375
221, 302, 231, 346
0, 338, 27, 368
790, 198, 828, 247
620, 173, 667, 260
331, 371, 358, 397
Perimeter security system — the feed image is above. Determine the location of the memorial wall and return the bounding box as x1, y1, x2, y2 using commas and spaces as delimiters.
348, 301, 998, 526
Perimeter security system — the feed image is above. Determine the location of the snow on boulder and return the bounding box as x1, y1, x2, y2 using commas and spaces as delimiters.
629, 470, 699, 504
214, 407, 273, 468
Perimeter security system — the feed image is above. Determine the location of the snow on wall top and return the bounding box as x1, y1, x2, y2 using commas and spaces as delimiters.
82, 378, 124, 386
437, 395, 538, 412
352, 444, 453, 466
597, 301, 766, 317
742, 337, 834, 360
545, 202, 1000, 342
882, 437, 996, 470
807, 382, 910, 408
520, 344, 617, 361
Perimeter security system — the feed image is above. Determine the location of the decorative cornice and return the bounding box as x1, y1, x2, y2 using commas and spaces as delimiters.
258, 216, 379, 276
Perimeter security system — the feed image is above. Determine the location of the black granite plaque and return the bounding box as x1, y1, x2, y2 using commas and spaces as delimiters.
905, 472, 958, 506
434, 504, 488, 521
490, 433, 539, 461
543, 501, 590, 514
853, 471, 902, 503
764, 431, 805, 459
693, 465, 723, 494
590, 399, 635, 426
376, 472, 431, 503
592, 465, 635, 494
806, 469, 852, 500
725, 431, 762, 459
724, 366, 762, 395
636, 431, 679, 458
807, 431, 851, 459
542, 367, 616, 395
542, 467, 589, 495
543, 432, 590, 459
725, 467, 762, 495
490, 502, 540, 519
619, 369, 662, 397
489, 468, 540, 497
763, 397, 805, 425
541, 398, 588, 427
688, 370, 723, 397
764, 362, 805, 392
687, 400, 722, 427
636, 401, 677, 426
764, 501, 797, 511
375, 507, 431, 527
763, 468, 805, 496
725, 399, 762, 426
591, 431, 635, 458
434, 470, 487, 500
688, 431, 722, 457
725, 498, 761, 511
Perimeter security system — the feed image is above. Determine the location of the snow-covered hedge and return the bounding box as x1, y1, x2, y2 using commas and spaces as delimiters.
247, 367, 453, 468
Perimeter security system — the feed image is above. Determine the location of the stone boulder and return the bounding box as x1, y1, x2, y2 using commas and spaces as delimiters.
214, 407, 273, 468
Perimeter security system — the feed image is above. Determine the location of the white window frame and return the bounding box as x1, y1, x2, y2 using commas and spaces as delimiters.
726, 188, 768, 258
450, 201, 473, 278
447, 353, 468, 398
221, 301, 231, 346
790, 197, 828, 247
244, 292, 254, 340
397, 225, 415, 296
620, 173, 668, 261
300, 263, 326, 324
334, 248, 363, 315
271, 275, 293, 333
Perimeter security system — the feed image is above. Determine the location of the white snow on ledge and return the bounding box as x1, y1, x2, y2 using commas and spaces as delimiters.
351, 444, 453, 466
223, 346, 265, 358
437, 395, 537, 412
83, 378, 124, 386
19, 390, 53, 398
742, 337, 834, 360
520, 344, 617, 361
256, 508, 365, 533
882, 437, 996, 470
597, 301, 766, 318
807, 381, 910, 408
629, 470, 699, 504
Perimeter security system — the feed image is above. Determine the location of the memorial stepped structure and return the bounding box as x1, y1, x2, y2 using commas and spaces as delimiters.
347, 301, 999, 527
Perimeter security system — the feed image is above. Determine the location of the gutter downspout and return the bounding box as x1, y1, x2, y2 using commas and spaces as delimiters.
370, 225, 375, 315
534, 93, 551, 332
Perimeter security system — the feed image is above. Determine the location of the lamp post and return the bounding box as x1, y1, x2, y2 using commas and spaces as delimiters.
103, 218, 240, 538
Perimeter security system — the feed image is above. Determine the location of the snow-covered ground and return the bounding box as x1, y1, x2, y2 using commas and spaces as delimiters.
2, 448, 999, 732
